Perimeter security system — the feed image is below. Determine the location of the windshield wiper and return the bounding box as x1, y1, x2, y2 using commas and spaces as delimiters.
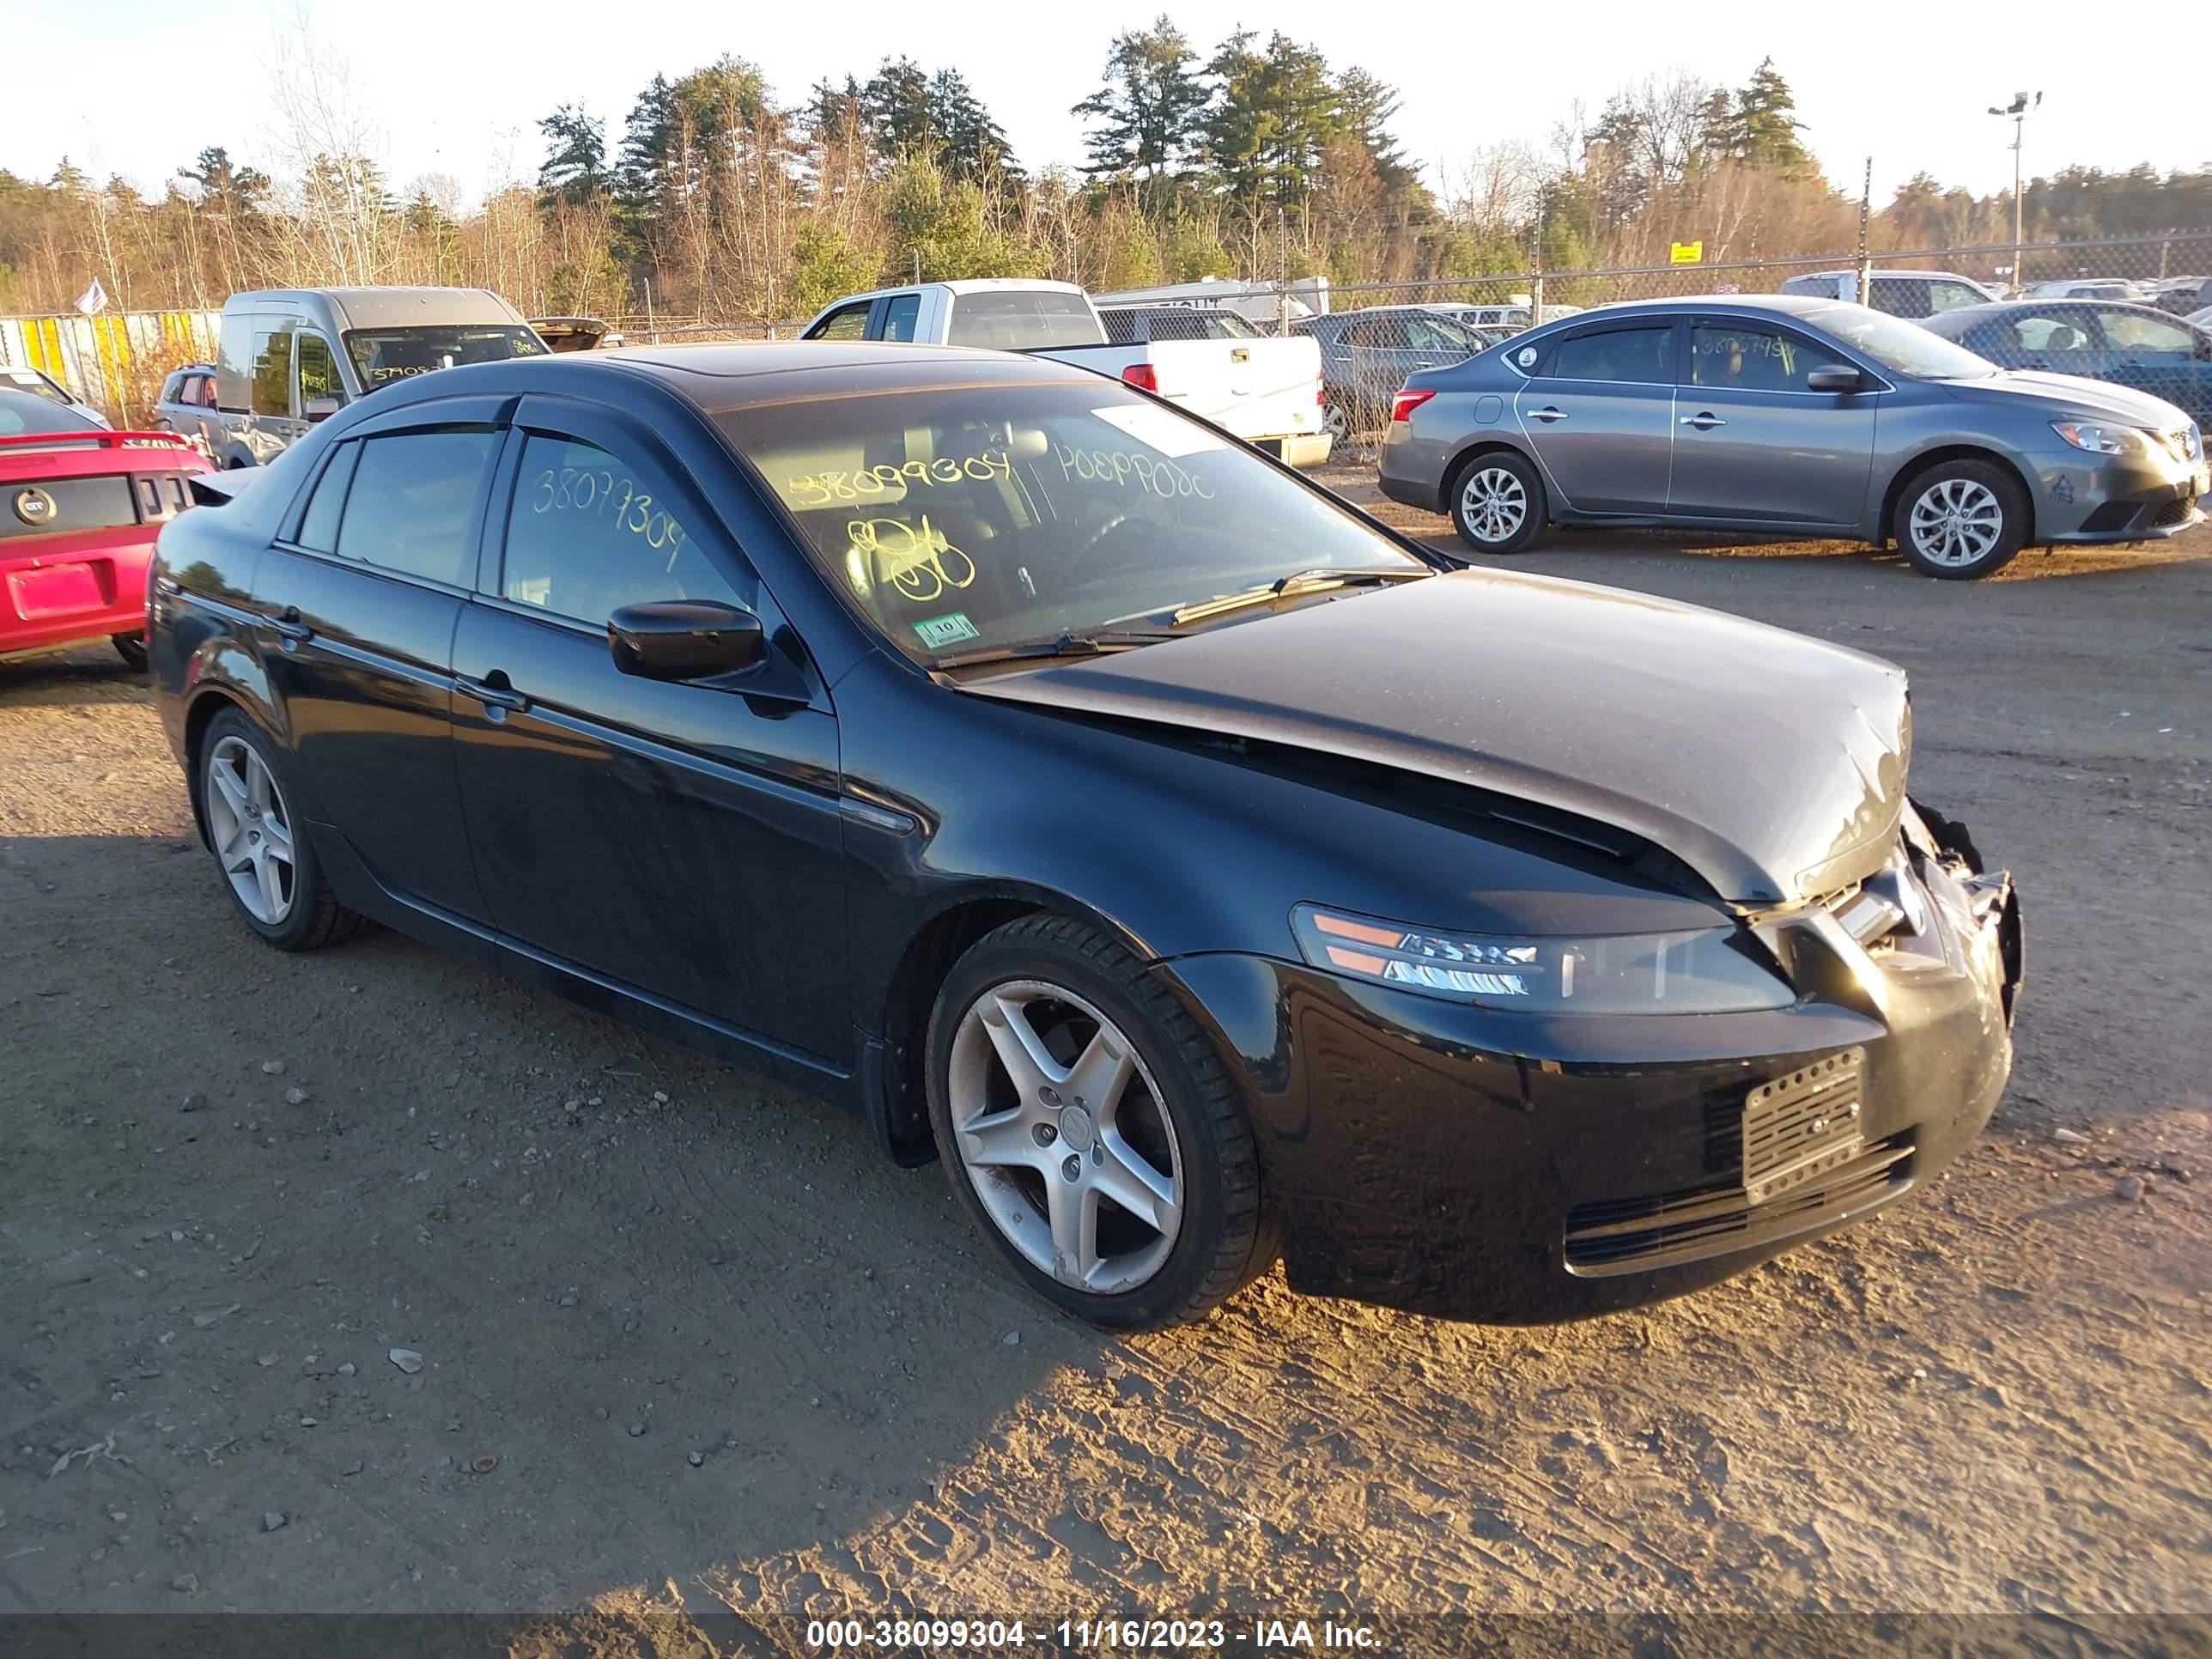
929, 629, 1179, 671
1170, 566, 1431, 628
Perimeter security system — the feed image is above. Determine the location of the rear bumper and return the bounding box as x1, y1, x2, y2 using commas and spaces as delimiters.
1254, 433, 1334, 470
0, 533, 153, 659
1153, 819, 2021, 1325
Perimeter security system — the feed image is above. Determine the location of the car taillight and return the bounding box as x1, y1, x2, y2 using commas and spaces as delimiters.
1121, 363, 1159, 393
1316, 376, 1327, 407
1390, 388, 1436, 422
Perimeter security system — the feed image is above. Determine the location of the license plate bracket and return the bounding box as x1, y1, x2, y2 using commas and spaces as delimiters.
1742, 1048, 1867, 1205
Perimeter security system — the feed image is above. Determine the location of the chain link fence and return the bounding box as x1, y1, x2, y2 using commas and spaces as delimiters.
1306, 231, 2212, 446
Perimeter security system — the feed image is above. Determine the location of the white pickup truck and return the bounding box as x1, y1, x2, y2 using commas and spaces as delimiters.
799, 279, 1330, 468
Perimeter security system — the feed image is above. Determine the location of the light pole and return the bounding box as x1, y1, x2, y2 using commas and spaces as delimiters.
1988, 92, 2040, 292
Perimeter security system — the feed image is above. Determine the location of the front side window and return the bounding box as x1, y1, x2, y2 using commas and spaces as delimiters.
296, 333, 346, 409
252, 326, 294, 416
723, 381, 1425, 665
341, 325, 543, 392
880, 294, 921, 343
1928, 281, 1987, 313
1689, 325, 1842, 392
498, 433, 743, 624
811, 302, 873, 342
1547, 327, 1673, 384
1405, 315, 1480, 353
334, 428, 498, 586
945, 291, 1105, 349
184, 374, 215, 408
2099, 309, 2194, 354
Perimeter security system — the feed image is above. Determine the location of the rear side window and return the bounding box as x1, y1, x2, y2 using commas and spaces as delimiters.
880, 294, 921, 343
498, 431, 744, 624
1547, 327, 1674, 384
945, 290, 1104, 349
1866, 278, 1930, 317
295, 441, 359, 553
252, 326, 294, 416
335, 428, 498, 586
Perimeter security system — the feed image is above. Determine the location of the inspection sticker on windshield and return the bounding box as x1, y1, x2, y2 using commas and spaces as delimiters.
1091, 404, 1227, 458
913, 611, 980, 650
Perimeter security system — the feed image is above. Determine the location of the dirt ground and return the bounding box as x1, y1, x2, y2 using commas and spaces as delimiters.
3, 474, 2210, 1650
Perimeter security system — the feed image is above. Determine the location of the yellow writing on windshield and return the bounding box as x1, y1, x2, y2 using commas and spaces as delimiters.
1053, 445, 1213, 501
846, 514, 976, 605
788, 452, 1011, 507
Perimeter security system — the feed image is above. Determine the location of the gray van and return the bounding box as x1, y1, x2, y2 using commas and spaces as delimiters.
211, 287, 545, 466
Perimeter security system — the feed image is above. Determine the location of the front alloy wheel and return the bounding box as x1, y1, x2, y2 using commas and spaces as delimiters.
927, 915, 1269, 1328
1896, 459, 2027, 579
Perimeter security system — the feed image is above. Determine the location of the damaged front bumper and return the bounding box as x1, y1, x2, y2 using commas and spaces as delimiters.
1153, 804, 2022, 1325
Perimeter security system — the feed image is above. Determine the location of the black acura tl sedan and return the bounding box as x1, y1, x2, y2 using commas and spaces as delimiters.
148, 342, 2023, 1330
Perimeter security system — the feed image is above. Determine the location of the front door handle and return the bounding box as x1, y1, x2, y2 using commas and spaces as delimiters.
456, 672, 530, 714
1680, 412, 1728, 429
1528, 406, 1568, 422
260, 609, 313, 644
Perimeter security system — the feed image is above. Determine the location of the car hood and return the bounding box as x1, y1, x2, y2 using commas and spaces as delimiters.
961, 570, 1911, 905
1948, 368, 2193, 428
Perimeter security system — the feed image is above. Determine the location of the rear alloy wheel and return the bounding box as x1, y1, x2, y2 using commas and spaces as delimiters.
1896, 460, 2028, 580
196, 708, 365, 951
1449, 450, 1548, 554
111, 631, 148, 672
927, 915, 1269, 1329
1322, 398, 1352, 445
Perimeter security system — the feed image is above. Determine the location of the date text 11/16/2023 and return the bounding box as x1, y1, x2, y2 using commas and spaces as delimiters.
803, 1617, 1382, 1650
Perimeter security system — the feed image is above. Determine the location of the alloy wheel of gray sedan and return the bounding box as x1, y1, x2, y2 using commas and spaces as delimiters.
204, 733, 296, 925
946, 979, 1184, 1296
1460, 465, 1529, 545
1906, 477, 2005, 569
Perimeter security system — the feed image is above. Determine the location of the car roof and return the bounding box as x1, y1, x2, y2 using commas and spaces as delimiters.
1541, 293, 1838, 320
827, 279, 1089, 306
1926, 297, 2179, 325
224, 287, 524, 328
367, 339, 1109, 421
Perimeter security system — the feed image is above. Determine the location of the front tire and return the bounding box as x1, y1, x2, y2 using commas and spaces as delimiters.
1449, 448, 1549, 554
196, 707, 364, 951
1894, 459, 2028, 580
925, 915, 1269, 1330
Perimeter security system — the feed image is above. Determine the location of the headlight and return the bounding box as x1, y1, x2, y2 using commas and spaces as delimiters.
2051, 421, 2148, 456
1291, 904, 1796, 1014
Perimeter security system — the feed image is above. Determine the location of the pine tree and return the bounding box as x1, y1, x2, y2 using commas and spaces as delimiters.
1072, 16, 1211, 212
536, 105, 609, 206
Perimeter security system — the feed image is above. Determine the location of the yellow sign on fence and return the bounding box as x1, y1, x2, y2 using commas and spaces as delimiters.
1669, 241, 1705, 265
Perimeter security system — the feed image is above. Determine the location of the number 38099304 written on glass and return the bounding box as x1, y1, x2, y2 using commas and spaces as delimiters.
532, 468, 690, 569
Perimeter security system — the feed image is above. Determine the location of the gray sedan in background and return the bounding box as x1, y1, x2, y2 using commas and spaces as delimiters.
1378, 295, 2207, 578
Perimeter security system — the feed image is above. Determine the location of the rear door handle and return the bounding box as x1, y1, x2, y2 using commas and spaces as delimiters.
260, 609, 313, 644
456, 672, 530, 714
1680, 413, 1728, 429
1528, 406, 1568, 422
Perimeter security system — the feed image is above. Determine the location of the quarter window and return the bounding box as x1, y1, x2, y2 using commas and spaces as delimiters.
334, 428, 498, 587
1547, 327, 1673, 384
1688, 325, 1844, 392
251, 326, 295, 417
295, 441, 359, 553
498, 433, 744, 624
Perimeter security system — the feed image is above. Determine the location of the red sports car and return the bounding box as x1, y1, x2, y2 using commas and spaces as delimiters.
1, 386, 210, 669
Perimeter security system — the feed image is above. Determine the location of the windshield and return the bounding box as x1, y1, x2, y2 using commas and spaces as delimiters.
2, 368, 72, 406
342, 325, 546, 390
721, 380, 1425, 664
945, 291, 1107, 350
0, 386, 102, 434
1804, 302, 1997, 379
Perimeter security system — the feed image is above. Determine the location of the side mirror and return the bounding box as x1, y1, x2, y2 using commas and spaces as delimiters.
608, 599, 766, 683
304, 397, 341, 422
1806, 365, 1865, 393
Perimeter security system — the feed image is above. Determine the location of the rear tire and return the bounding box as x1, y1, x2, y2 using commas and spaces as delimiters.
111, 631, 148, 672
1893, 459, 2028, 580
196, 707, 366, 951
925, 915, 1271, 1330
1449, 449, 1549, 554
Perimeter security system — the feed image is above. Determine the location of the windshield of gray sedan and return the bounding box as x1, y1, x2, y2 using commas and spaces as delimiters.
721, 382, 1424, 661
1804, 303, 1996, 380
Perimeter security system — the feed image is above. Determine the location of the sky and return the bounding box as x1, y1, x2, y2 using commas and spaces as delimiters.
3, 0, 2191, 215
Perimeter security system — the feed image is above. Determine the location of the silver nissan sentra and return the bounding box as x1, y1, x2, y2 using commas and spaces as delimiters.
1377, 295, 2207, 580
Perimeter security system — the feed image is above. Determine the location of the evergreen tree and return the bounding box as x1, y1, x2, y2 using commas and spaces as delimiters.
536, 105, 609, 206
1072, 16, 1211, 211
177, 146, 270, 214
